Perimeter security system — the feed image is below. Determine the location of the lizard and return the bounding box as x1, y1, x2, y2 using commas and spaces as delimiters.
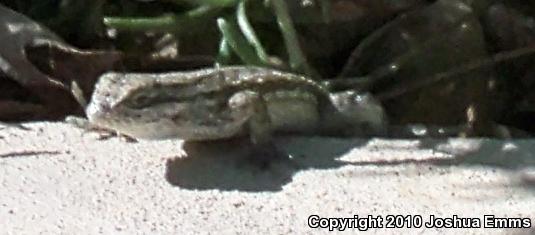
83, 66, 387, 158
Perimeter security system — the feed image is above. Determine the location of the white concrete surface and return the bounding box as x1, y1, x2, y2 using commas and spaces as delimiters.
0, 122, 534, 234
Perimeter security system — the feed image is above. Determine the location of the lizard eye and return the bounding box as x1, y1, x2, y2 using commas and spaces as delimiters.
123, 93, 154, 109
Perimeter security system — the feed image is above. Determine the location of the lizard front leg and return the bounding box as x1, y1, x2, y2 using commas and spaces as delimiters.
229, 90, 283, 162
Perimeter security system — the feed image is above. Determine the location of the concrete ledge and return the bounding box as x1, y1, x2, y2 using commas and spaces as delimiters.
1, 122, 534, 234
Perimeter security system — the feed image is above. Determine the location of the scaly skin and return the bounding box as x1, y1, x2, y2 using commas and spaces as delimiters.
86, 66, 387, 151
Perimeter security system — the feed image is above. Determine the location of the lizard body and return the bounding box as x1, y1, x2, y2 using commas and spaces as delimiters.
86, 66, 387, 147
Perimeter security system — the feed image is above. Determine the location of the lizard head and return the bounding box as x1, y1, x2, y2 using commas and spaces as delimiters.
86, 71, 247, 140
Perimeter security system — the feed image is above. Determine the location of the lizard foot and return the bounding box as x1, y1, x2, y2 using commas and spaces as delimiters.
65, 116, 137, 142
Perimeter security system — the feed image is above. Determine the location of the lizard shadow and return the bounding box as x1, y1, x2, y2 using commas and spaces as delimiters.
165, 136, 368, 192
165, 136, 535, 192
